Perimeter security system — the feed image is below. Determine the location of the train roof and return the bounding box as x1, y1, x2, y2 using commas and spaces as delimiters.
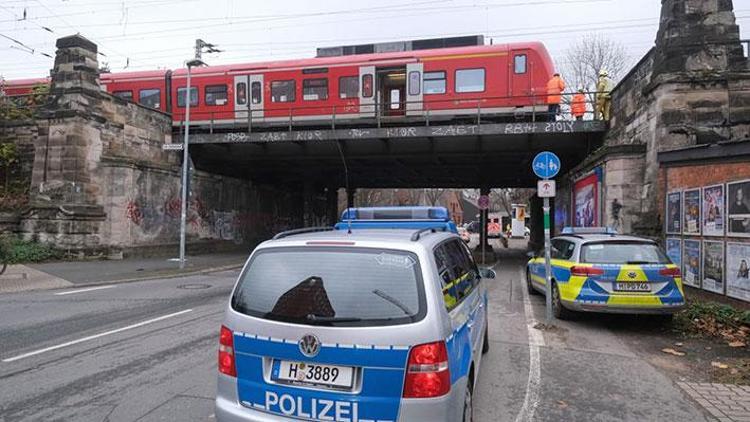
3, 77, 50, 87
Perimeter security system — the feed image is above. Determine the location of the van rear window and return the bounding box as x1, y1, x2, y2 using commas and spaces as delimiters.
232, 248, 425, 326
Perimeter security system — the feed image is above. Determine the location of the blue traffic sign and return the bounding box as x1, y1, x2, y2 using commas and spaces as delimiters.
532, 151, 561, 179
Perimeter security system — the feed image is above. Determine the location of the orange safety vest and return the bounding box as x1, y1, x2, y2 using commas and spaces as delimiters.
547, 76, 565, 105
571, 93, 586, 117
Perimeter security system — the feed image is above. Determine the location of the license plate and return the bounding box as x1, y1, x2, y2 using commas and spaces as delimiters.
275, 361, 354, 388
614, 282, 650, 292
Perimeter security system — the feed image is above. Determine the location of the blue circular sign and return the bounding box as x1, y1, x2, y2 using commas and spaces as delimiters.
532, 151, 561, 179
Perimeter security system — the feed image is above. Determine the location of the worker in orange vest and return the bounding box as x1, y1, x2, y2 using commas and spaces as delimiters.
571, 88, 586, 121
546, 73, 566, 122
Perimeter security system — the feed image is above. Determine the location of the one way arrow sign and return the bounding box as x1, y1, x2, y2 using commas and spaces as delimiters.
537, 180, 556, 198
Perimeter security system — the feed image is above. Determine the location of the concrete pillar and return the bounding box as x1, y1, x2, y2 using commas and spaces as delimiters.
326, 187, 339, 225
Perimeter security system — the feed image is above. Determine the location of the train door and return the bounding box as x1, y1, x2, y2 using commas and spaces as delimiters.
249, 74, 264, 121
406, 62, 423, 116
377, 66, 406, 117
233, 75, 248, 120
510, 50, 532, 105
359, 66, 375, 117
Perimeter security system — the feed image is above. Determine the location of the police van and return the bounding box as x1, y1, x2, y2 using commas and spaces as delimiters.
215, 207, 495, 421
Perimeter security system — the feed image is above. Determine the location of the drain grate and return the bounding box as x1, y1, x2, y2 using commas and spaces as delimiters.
177, 283, 211, 290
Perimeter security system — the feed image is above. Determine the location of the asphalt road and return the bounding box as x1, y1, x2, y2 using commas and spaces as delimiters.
0, 247, 711, 422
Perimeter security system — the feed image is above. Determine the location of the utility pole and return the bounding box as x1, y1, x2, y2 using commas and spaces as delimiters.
178, 39, 221, 269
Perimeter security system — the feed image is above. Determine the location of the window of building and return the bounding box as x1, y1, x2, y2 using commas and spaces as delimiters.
408, 71, 421, 96
205, 85, 228, 106
271, 80, 295, 103
514, 55, 527, 74
139, 88, 160, 109
114, 90, 133, 101
339, 76, 359, 99
236, 82, 247, 105
423, 71, 446, 95
302, 78, 328, 101
362, 74, 373, 98
251, 81, 262, 104
455, 68, 485, 93
176, 87, 198, 107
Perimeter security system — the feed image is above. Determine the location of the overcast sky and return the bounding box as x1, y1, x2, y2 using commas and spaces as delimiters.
0, 0, 748, 81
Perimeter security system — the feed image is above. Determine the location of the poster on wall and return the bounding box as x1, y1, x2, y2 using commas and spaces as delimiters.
666, 238, 681, 267
702, 240, 724, 294
682, 239, 701, 288
554, 185, 570, 235
666, 191, 682, 234
702, 185, 725, 236
726, 242, 750, 302
727, 180, 750, 237
573, 173, 598, 228
683, 189, 701, 235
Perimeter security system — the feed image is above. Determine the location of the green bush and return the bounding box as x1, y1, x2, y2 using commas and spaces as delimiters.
0, 236, 61, 264
679, 300, 750, 328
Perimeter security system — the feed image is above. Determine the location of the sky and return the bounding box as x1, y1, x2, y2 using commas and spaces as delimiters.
0, 0, 749, 81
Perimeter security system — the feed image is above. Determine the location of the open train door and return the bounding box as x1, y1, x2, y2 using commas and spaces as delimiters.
510, 49, 533, 106
359, 66, 375, 118
249, 74, 264, 122
406, 62, 423, 117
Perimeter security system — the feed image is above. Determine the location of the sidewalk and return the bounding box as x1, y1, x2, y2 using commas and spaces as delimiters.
0, 251, 249, 294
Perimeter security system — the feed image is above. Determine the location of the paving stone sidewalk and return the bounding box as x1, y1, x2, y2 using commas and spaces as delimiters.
678, 382, 750, 421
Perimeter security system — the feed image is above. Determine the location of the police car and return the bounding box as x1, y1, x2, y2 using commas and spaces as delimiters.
216, 207, 495, 421
525, 227, 685, 319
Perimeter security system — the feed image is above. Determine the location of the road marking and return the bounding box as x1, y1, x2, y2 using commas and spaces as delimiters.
54, 285, 115, 296
2, 309, 193, 363
514, 267, 544, 422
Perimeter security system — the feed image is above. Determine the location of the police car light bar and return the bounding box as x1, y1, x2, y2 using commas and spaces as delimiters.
340, 206, 450, 222
561, 227, 618, 235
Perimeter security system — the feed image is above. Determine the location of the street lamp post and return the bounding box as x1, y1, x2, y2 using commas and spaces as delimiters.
178, 61, 198, 269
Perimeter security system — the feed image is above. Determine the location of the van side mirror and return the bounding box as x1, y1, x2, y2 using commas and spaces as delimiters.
526, 251, 536, 259
479, 268, 496, 279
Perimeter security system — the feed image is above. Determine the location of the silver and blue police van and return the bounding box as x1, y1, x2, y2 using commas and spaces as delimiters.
216, 207, 495, 422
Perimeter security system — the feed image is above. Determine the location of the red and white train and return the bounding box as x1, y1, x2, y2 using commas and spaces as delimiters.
4, 38, 555, 128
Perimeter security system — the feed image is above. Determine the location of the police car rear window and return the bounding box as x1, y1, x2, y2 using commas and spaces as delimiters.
231, 247, 426, 326
580, 242, 670, 264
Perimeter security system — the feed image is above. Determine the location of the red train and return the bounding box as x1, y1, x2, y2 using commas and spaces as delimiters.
4, 39, 555, 128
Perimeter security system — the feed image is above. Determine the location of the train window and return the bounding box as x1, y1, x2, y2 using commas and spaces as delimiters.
205, 85, 228, 106
114, 90, 133, 101
251, 82, 261, 104
237, 82, 247, 105
362, 74, 373, 98
423, 71, 446, 95
339, 76, 358, 99
514, 55, 527, 74
139, 89, 160, 109
303, 78, 328, 101
177, 87, 198, 107
455, 68, 485, 93
271, 80, 295, 103
408, 71, 421, 96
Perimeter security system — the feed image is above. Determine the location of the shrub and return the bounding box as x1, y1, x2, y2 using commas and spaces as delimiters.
0, 235, 61, 264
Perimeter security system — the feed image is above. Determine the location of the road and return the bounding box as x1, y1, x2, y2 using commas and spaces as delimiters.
0, 248, 711, 421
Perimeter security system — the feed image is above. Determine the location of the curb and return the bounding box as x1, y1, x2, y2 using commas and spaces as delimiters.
59, 262, 246, 289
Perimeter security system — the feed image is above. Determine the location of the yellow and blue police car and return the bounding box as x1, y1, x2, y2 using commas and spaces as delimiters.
526, 227, 685, 319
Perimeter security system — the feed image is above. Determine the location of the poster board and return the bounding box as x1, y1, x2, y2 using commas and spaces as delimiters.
702, 240, 725, 294
726, 242, 750, 302
682, 239, 701, 288
702, 185, 725, 236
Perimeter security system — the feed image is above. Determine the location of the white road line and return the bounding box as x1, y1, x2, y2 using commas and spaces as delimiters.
54, 285, 115, 296
2, 309, 193, 363
514, 267, 545, 422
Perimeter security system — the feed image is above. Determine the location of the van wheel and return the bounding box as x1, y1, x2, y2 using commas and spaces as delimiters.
526, 270, 539, 296
482, 322, 490, 354
463, 379, 474, 422
552, 282, 574, 320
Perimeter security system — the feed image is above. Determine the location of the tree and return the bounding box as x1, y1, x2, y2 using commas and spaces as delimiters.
423, 189, 445, 206
0, 143, 18, 193
559, 33, 630, 115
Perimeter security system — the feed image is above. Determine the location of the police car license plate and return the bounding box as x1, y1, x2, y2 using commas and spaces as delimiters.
276, 361, 354, 388
614, 282, 650, 292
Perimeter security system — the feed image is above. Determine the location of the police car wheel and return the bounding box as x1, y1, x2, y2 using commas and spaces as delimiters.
552, 282, 573, 320
463, 380, 474, 422
526, 270, 539, 296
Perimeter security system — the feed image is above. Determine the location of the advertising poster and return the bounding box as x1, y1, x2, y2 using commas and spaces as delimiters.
683, 189, 701, 235
666, 238, 681, 267
554, 188, 570, 235
682, 239, 701, 288
666, 191, 682, 234
702, 185, 724, 236
702, 240, 724, 294
726, 242, 750, 302
573, 173, 598, 228
727, 180, 750, 237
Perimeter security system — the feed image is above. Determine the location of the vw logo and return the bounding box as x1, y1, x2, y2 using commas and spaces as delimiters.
298, 334, 321, 358
627, 272, 637, 279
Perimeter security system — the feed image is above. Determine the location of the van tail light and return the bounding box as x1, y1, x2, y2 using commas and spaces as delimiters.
659, 267, 681, 278
570, 266, 605, 277
218, 325, 237, 377
402, 341, 450, 398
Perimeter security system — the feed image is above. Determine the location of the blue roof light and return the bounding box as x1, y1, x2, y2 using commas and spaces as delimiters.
337, 206, 457, 234
561, 227, 618, 235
